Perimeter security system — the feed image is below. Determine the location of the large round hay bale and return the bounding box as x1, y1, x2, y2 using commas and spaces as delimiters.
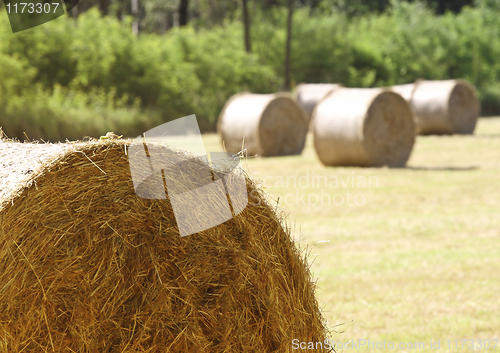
390, 82, 418, 102
391, 79, 480, 135
218, 93, 308, 157
295, 83, 344, 124
0, 139, 328, 351
313, 88, 415, 167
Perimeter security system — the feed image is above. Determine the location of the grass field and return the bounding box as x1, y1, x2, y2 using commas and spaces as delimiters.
203, 118, 500, 352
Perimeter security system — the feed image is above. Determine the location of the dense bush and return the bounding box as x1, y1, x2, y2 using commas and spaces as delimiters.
0, 2, 499, 141
254, 9, 353, 86
346, 1, 500, 107
166, 24, 280, 128
0, 85, 161, 141
215, 1, 500, 114
478, 84, 500, 116
0, 10, 279, 140
251, 1, 500, 98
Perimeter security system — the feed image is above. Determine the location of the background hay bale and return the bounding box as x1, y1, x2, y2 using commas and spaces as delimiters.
313, 88, 415, 167
390, 82, 418, 103
217, 93, 308, 157
392, 79, 480, 135
295, 83, 344, 124
0, 139, 328, 352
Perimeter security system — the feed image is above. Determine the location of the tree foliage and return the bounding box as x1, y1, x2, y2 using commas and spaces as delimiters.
1, 0, 500, 141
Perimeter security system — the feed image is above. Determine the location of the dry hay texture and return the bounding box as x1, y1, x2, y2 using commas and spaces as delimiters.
313, 88, 415, 167
218, 93, 308, 157
0, 139, 328, 352
295, 83, 343, 125
391, 79, 480, 135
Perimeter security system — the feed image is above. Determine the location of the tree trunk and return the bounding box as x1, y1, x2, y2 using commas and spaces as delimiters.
242, 0, 252, 53
63, 0, 79, 16
284, 0, 293, 91
131, 0, 139, 35
99, 0, 110, 15
179, 0, 189, 26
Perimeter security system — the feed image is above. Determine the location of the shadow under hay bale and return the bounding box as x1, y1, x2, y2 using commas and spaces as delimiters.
217, 93, 308, 157
295, 83, 344, 125
313, 88, 415, 167
391, 79, 480, 135
0, 139, 328, 352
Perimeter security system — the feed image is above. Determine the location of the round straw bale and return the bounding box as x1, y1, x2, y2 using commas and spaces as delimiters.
295, 83, 343, 124
0, 139, 328, 351
313, 88, 415, 167
218, 93, 308, 157
390, 82, 418, 103
392, 79, 480, 135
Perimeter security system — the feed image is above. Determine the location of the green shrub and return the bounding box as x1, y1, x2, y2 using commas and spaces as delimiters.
0, 9, 280, 139
2, 1, 500, 142
478, 84, 500, 117
0, 12, 76, 89
290, 10, 352, 85
0, 85, 162, 141
168, 24, 280, 127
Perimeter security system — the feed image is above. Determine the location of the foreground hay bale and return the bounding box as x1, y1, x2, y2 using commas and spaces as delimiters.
295, 83, 343, 124
313, 88, 415, 167
391, 79, 480, 135
0, 139, 327, 352
218, 93, 308, 157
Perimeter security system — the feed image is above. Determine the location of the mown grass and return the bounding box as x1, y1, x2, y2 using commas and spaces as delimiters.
203, 118, 500, 352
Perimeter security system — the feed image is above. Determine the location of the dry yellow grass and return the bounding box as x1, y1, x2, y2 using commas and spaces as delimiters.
204, 117, 500, 352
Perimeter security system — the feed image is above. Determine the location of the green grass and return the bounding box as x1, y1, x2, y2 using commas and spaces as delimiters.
203, 118, 500, 351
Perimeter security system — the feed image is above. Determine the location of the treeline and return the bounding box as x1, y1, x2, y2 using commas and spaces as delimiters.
0, 10, 278, 140
0, 1, 499, 141
66, 0, 478, 34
